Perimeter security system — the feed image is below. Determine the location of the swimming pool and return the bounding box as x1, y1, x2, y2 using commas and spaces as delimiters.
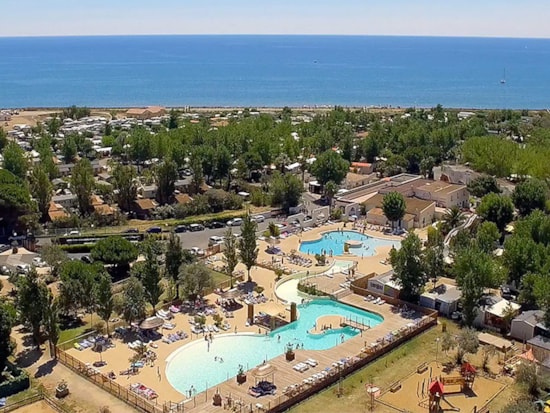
299, 231, 399, 257
165, 300, 383, 395
275, 260, 356, 304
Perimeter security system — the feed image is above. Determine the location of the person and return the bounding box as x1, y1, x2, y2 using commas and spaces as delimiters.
214, 356, 218, 361
277, 335, 281, 343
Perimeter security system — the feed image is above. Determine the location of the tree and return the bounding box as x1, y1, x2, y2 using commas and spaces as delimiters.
467, 175, 501, 198
165, 233, 183, 298
239, 214, 258, 282
137, 241, 164, 311
270, 172, 304, 213
534, 273, 550, 328
121, 277, 146, 325
512, 178, 548, 217
3, 141, 28, 179
178, 263, 213, 300
440, 331, 455, 355
223, 228, 239, 288
40, 244, 68, 278
61, 136, 77, 163
189, 155, 204, 194
16, 269, 49, 346
71, 158, 95, 215
515, 362, 545, 396
96, 273, 114, 336
453, 247, 504, 326
0, 169, 34, 233
155, 159, 178, 205
423, 241, 444, 290
382, 192, 406, 229
168, 109, 179, 129
129, 127, 152, 169
310, 150, 350, 186
477, 193, 514, 232
475, 221, 500, 253
91, 236, 138, 274
441, 206, 465, 234
112, 163, 137, 212
389, 232, 426, 302
0, 302, 15, 371
502, 236, 542, 285
29, 165, 52, 221
501, 398, 539, 413
456, 328, 479, 364
324, 181, 338, 213
43, 291, 60, 358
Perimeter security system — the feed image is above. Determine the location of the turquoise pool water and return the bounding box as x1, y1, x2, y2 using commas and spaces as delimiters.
165, 300, 383, 395
275, 260, 356, 304
299, 231, 399, 257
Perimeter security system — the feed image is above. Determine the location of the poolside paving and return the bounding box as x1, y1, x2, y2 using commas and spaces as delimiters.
64, 223, 418, 412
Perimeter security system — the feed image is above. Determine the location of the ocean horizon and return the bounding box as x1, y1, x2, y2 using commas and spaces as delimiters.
1, 35, 549, 109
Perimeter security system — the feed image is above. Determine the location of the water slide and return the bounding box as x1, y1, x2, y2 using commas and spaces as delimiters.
443, 214, 477, 259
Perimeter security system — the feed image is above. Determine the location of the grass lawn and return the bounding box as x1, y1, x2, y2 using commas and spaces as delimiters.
58, 323, 92, 345
289, 321, 514, 413
208, 268, 232, 286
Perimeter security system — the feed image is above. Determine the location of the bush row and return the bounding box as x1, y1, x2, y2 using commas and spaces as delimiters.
0, 363, 30, 397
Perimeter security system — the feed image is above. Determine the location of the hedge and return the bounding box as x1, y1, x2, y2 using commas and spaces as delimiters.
59, 244, 92, 253
0, 363, 30, 397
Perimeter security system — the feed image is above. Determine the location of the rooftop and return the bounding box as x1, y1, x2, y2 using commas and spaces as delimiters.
527, 335, 550, 351
416, 181, 466, 195
421, 284, 461, 303
513, 310, 544, 327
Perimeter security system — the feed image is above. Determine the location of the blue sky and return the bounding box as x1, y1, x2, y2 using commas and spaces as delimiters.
1, 0, 549, 38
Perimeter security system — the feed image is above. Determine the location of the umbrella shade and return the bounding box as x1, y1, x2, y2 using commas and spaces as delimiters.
222, 289, 242, 300
251, 363, 277, 378
140, 316, 164, 330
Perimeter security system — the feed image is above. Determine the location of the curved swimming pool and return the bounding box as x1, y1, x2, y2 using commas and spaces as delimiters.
299, 230, 399, 257
165, 300, 383, 395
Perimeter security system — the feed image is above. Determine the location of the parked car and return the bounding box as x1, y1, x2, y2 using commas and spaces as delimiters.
32, 257, 46, 267
207, 221, 225, 229
146, 226, 162, 234
16, 264, 30, 275
188, 224, 204, 232
124, 228, 139, 234
208, 236, 224, 246
0, 265, 10, 275
252, 215, 265, 223
64, 230, 81, 236
189, 247, 205, 256
174, 225, 188, 233
227, 218, 243, 227
81, 256, 93, 264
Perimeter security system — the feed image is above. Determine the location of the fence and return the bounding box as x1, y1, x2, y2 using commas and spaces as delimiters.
56, 347, 168, 413
0, 393, 71, 413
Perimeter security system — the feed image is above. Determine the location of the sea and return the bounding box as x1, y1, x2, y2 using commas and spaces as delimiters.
0, 35, 549, 109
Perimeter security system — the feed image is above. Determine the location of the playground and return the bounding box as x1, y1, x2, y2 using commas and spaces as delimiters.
379, 361, 506, 413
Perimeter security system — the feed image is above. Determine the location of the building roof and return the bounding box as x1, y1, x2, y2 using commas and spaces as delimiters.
370, 271, 401, 290
93, 204, 114, 215
346, 172, 368, 183
527, 335, 550, 351
351, 162, 372, 168
420, 284, 461, 303
134, 199, 157, 210
416, 180, 466, 196
513, 310, 544, 327
485, 298, 520, 318
174, 193, 193, 205
364, 193, 435, 215
52, 194, 77, 202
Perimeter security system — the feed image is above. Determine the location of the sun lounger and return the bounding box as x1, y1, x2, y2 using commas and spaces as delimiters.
305, 358, 318, 367
163, 322, 176, 330
293, 363, 309, 372
378, 299, 386, 305
212, 325, 219, 332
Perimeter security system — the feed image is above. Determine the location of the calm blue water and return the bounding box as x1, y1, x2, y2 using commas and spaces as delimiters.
165, 300, 382, 395
1, 35, 550, 108
299, 231, 399, 257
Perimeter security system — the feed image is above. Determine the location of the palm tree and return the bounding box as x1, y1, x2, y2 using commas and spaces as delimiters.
442, 205, 465, 233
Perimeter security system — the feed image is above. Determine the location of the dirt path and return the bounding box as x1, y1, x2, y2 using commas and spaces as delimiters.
13, 401, 57, 413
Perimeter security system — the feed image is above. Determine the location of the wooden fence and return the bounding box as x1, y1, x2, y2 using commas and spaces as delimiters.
0, 393, 71, 413
55, 347, 170, 413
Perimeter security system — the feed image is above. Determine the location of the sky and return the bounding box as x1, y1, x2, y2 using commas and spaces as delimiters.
1, 0, 549, 38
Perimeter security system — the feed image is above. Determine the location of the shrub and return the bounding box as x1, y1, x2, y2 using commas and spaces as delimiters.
0, 363, 30, 397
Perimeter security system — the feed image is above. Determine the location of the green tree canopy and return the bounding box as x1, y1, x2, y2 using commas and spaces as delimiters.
223, 228, 239, 288
382, 192, 406, 228
3, 141, 28, 179
91, 236, 138, 271
310, 150, 350, 186
475, 221, 500, 253
16, 269, 49, 346
0, 302, 15, 370
389, 232, 426, 302
512, 178, 548, 217
178, 263, 213, 300
270, 172, 304, 213
239, 214, 258, 282
29, 165, 52, 221
112, 163, 137, 212
121, 277, 146, 324
71, 158, 95, 215
155, 159, 178, 205
477, 193, 514, 232
165, 233, 183, 297
467, 175, 501, 198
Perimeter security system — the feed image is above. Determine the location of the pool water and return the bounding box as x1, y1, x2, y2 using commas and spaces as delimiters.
275, 260, 356, 304
299, 231, 399, 257
165, 300, 383, 395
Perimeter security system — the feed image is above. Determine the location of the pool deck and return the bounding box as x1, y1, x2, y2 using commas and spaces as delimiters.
63, 223, 425, 412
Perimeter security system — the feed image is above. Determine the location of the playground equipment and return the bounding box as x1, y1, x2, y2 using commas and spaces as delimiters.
428, 363, 476, 412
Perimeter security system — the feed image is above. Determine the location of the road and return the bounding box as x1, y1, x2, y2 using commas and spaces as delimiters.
64, 217, 281, 260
